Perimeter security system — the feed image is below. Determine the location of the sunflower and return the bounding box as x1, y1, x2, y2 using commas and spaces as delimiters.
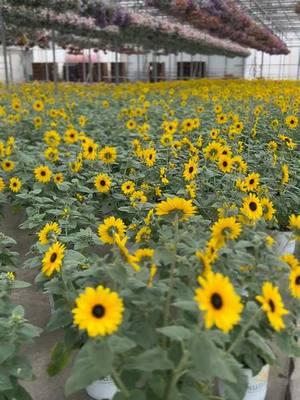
281, 254, 299, 270
121, 180, 135, 196
44, 130, 61, 147
244, 173, 260, 192
64, 128, 78, 144
130, 190, 147, 206
289, 214, 300, 239
183, 159, 198, 181
203, 141, 222, 161
34, 116, 43, 128
160, 133, 173, 147
94, 173, 111, 194
42, 241, 65, 277
53, 173, 64, 185
38, 222, 61, 245
289, 267, 300, 298
99, 146, 117, 164
134, 248, 154, 263
156, 197, 197, 220
196, 250, 211, 276
232, 156, 247, 173
72, 285, 124, 337
126, 119, 137, 130
9, 177, 22, 193
98, 216, 126, 244
2, 159, 15, 172
34, 165, 52, 183
260, 198, 276, 221
281, 164, 289, 185
83, 140, 98, 161
44, 147, 59, 162
218, 155, 232, 173
114, 234, 140, 271
33, 100, 44, 112
256, 282, 289, 332
135, 226, 151, 243
194, 272, 243, 333
240, 193, 263, 221
285, 115, 298, 129
216, 114, 227, 125
211, 217, 241, 245
0, 177, 5, 192
143, 148, 156, 167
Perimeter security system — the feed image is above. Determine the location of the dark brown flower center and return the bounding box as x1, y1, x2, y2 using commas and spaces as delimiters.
269, 299, 275, 313
211, 293, 223, 310
189, 166, 194, 173
249, 179, 254, 185
223, 161, 228, 167
92, 304, 105, 318
50, 252, 57, 263
295, 276, 300, 285
249, 201, 257, 211
100, 180, 106, 186
88, 146, 93, 153
41, 171, 46, 176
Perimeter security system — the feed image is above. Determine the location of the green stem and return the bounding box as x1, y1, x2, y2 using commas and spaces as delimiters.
227, 309, 262, 354
165, 347, 189, 400
112, 367, 130, 398
163, 216, 179, 331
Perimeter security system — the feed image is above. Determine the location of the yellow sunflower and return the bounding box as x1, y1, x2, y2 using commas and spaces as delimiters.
195, 250, 211, 277
98, 216, 126, 244
281, 164, 289, 185
281, 254, 299, 270
2, 159, 15, 172
33, 100, 44, 112
183, 159, 198, 181
72, 286, 124, 337
218, 155, 232, 173
94, 173, 111, 194
285, 115, 298, 129
34, 165, 52, 183
44, 130, 61, 147
121, 180, 135, 196
9, 177, 22, 193
54, 173, 64, 185
135, 226, 151, 243
83, 140, 98, 161
64, 128, 78, 144
130, 190, 147, 206
44, 147, 59, 162
0, 177, 5, 192
194, 272, 243, 333
211, 217, 242, 245
114, 234, 140, 271
289, 267, 300, 298
99, 146, 117, 164
156, 197, 197, 220
143, 148, 156, 167
203, 141, 223, 161
42, 241, 65, 277
240, 193, 263, 221
244, 173, 260, 192
256, 282, 289, 332
260, 198, 276, 221
289, 214, 300, 239
126, 119, 137, 130
38, 222, 61, 245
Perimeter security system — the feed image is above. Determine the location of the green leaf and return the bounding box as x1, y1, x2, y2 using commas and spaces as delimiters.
0, 373, 12, 391
247, 330, 276, 364
219, 358, 248, 400
156, 326, 191, 341
173, 301, 198, 312
47, 342, 72, 376
65, 340, 113, 396
0, 343, 15, 363
108, 336, 137, 354
46, 309, 72, 332
125, 347, 173, 372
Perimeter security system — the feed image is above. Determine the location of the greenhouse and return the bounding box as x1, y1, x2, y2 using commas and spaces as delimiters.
0, 1, 299, 400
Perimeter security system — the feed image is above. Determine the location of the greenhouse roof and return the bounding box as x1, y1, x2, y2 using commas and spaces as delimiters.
236, 0, 300, 41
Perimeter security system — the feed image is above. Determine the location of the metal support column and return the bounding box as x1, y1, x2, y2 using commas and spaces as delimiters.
88, 47, 92, 83
260, 51, 264, 78
190, 54, 193, 79
8, 47, 13, 83
115, 49, 119, 84
180, 52, 183, 79
297, 47, 300, 80
137, 47, 141, 81
51, 30, 58, 91
224, 56, 228, 77
0, 7, 9, 87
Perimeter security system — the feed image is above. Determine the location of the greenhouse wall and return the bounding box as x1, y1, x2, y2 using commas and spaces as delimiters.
0, 47, 32, 83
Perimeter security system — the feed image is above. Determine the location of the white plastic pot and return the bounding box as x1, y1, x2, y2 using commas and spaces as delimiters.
273, 231, 296, 255
243, 365, 270, 400
86, 376, 118, 400
219, 364, 270, 400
